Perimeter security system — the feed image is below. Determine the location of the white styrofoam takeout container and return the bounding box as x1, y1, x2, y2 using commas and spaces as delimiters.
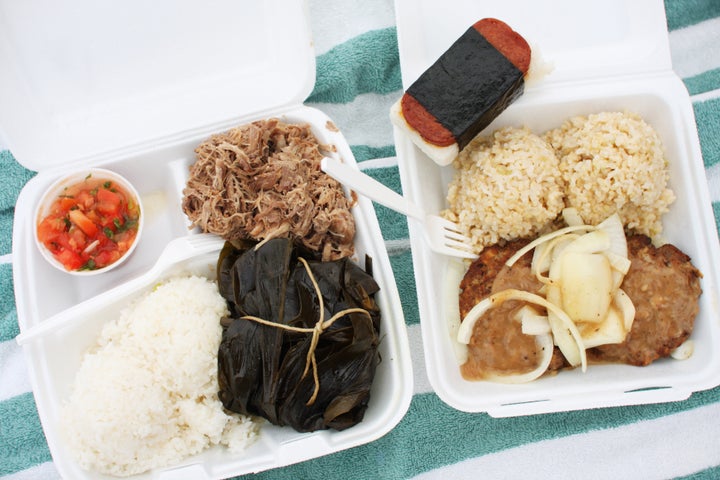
3, 1, 413, 478
392, 0, 720, 417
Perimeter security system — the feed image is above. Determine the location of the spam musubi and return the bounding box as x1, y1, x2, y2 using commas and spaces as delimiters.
390, 18, 531, 166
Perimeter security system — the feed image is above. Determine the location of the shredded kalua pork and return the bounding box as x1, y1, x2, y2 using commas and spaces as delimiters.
182, 119, 355, 261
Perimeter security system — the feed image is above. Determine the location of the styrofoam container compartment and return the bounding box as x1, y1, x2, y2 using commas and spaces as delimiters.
393, 0, 720, 417
4, 1, 413, 478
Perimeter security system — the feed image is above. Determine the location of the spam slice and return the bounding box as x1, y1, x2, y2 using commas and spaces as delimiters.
391, 18, 531, 166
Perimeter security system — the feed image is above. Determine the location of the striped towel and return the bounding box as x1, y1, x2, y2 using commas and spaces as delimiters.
2, 0, 720, 478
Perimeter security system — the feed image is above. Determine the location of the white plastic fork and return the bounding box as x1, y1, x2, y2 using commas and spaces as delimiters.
321, 157, 478, 260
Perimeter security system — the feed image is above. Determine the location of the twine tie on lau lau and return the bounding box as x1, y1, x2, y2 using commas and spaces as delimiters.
240, 256, 372, 406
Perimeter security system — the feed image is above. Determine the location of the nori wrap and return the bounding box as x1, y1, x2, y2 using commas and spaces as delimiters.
390, 18, 531, 166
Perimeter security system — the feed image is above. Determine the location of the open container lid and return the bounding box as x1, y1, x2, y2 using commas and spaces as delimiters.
0, 0, 315, 172
395, 0, 672, 89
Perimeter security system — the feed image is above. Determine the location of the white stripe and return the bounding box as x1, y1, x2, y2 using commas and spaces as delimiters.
359, 156, 398, 170
669, 17, 720, 78
4, 462, 60, 480
384, 238, 412, 256
413, 401, 720, 480
307, 0, 396, 56
0, 340, 32, 401
691, 87, 720, 103
309, 91, 400, 148
706, 162, 720, 204
0, 253, 12, 264
408, 323, 434, 395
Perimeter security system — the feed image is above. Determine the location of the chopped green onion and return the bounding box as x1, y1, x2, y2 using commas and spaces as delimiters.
80, 259, 96, 270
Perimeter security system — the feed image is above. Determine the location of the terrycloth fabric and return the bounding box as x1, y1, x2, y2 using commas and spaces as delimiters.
2, 0, 720, 479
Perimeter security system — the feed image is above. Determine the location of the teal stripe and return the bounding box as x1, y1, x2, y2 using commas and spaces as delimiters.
352, 145, 396, 163
0, 150, 35, 256
0, 210, 13, 256
664, 0, 720, 31
389, 250, 419, 326
694, 97, 720, 168
712, 203, 720, 238
308, 27, 401, 104
683, 67, 720, 96
0, 150, 36, 211
373, 203, 408, 242
238, 385, 720, 480
678, 466, 720, 480
0, 393, 52, 475
357, 166, 418, 325
0, 264, 19, 342
365, 166, 408, 242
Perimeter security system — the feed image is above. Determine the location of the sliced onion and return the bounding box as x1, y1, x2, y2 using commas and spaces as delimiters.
614, 288, 636, 332
606, 252, 631, 274
562, 207, 586, 227
530, 241, 550, 279
482, 334, 554, 384
505, 225, 596, 268
457, 289, 587, 372
671, 340, 694, 360
579, 305, 627, 348
559, 251, 613, 323
531, 234, 578, 282
545, 284, 587, 370
516, 305, 551, 335
563, 229, 610, 254
83, 239, 100, 254
597, 213, 627, 259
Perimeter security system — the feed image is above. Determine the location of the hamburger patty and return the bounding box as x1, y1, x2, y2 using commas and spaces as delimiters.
458, 240, 567, 379
587, 235, 702, 366
458, 235, 702, 378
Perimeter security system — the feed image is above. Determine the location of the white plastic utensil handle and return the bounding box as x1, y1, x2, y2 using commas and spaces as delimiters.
15, 234, 225, 346
321, 157, 426, 220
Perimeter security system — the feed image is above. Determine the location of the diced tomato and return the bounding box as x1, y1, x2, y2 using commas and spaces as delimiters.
94, 249, 121, 268
68, 209, 98, 237
58, 197, 76, 211
75, 191, 95, 209
96, 187, 122, 208
68, 227, 88, 250
55, 248, 84, 270
37, 218, 65, 244
96, 188, 122, 216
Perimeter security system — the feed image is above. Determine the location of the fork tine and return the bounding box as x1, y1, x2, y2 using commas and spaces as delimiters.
443, 236, 474, 250
422, 215, 478, 259
443, 228, 472, 243
435, 217, 464, 233
443, 239, 477, 258
436, 243, 478, 260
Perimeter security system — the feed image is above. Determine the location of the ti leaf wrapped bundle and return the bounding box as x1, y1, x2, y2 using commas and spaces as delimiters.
216, 238, 382, 433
